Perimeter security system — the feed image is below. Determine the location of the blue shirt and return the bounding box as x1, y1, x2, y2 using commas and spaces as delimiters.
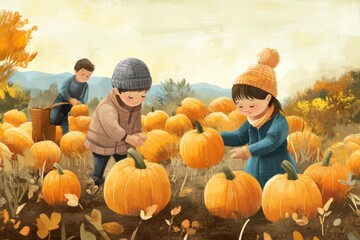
59, 75, 89, 103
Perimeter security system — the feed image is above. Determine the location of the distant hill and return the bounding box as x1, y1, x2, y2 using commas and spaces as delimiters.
9, 71, 231, 103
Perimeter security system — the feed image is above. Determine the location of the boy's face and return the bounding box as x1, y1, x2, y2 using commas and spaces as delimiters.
118, 90, 148, 107
75, 68, 92, 83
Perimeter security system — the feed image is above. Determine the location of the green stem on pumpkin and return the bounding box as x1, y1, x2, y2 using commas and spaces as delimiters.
281, 160, 298, 180
151, 106, 155, 112
194, 120, 204, 133
128, 148, 146, 169
53, 163, 64, 175
322, 151, 333, 167
222, 166, 235, 180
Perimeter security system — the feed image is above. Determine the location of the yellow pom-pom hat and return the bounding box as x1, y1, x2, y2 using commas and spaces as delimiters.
234, 48, 280, 97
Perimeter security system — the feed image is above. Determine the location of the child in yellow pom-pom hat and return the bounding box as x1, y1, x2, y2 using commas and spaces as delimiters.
220, 48, 299, 188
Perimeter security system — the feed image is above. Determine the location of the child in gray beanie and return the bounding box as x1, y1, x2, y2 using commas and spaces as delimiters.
84, 58, 152, 193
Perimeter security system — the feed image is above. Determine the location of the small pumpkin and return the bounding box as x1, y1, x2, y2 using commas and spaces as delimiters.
286, 115, 306, 134
3, 109, 27, 127
303, 151, 349, 204
141, 115, 148, 133
19, 122, 32, 138
69, 104, 89, 117
68, 116, 91, 133
164, 114, 192, 137
343, 133, 360, 146
208, 97, 236, 115
0, 142, 12, 163
228, 110, 247, 131
60, 131, 86, 158
30, 140, 61, 170
346, 150, 360, 176
262, 160, 322, 223
42, 163, 81, 205
204, 166, 262, 219
287, 131, 322, 163
176, 97, 209, 127
1, 127, 34, 156
204, 112, 232, 132
55, 126, 63, 145
143, 108, 169, 131
104, 148, 171, 216
179, 120, 224, 168
325, 141, 360, 165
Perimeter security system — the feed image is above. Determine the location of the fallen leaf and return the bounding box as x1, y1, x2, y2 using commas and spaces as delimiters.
347, 230, 360, 240
64, 193, 79, 207
292, 213, 298, 221
36, 193, 44, 203
191, 220, 200, 229
102, 222, 124, 235
145, 204, 158, 217
313, 236, 320, 240
186, 228, 196, 235
28, 185, 39, 200
165, 219, 171, 225
19, 226, 30, 236
80, 223, 96, 240
3, 209, 9, 223
324, 211, 332, 217
85, 209, 103, 231
323, 197, 333, 212
333, 218, 341, 226
16, 203, 26, 215
182, 219, 190, 229
178, 187, 193, 197
263, 232, 272, 240
170, 206, 181, 216
14, 220, 21, 229
293, 230, 304, 240
140, 210, 151, 221
173, 226, 181, 233
295, 216, 309, 226
36, 217, 49, 239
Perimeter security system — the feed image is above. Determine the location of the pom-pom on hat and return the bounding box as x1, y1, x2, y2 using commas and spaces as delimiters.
111, 58, 152, 90
234, 48, 280, 97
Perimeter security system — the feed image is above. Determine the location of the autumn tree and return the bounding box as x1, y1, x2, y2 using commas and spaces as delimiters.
0, 10, 37, 87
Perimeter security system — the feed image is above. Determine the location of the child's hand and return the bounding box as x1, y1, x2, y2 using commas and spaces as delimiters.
125, 134, 145, 147
135, 133, 147, 142
69, 97, 80, 105
229, 146, 251, 160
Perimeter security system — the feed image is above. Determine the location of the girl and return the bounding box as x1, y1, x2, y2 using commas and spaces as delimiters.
220, 48, 298, 189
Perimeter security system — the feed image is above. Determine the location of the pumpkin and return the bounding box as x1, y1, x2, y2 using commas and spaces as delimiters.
179, 120, 224, 168
141, 115, 148, 132
136, 130, 179, 162
0, 142, 12, 163
176, 97, 210, 127
287, 131, 322, 163
3, 109, 27, 127
30, 140, 61, 170
19, 122, 32, 138
325, 141, 360, 165
228, 110, 247, 131
303, 151, 349, 203
143, 108, 169, 131
346, 150, 360, 176
69, 104, 89, 117
165, 114, 193, 137
104, 148, 171, 215
55, 126, 63, 145
42, 163, 81, 205
60, 131, 86, 158
204, 112, 232, 132
68, 116, 91, 133
286, 115, 306, 134
262, 160, 323, 222
204, 166, 262, 219
208, 97, 236, 115
1, 127, 34, 156
343, 133, 360, 146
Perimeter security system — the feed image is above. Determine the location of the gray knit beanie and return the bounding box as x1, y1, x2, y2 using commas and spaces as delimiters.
111, 58, 152, 90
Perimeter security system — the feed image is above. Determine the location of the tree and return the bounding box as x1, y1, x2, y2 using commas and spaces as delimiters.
0, 10, 37, 87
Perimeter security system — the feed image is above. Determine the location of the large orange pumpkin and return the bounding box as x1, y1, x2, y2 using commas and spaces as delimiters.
179, 121, 224, 168
164, 114, 193, 137
204, 112, 232, 132
346, 150, 360, 176
343, 133, 360, 146
30, 140, 61, 170
68, 116, 91, 133
176, 97, 210, 127
286, 115, 306, 134
42, 163, 81, 205
262, 160, 323, 223
1, 127, 34, 156
60, 131, 86, 158
69, 104, 89, 117
228, 110, 247, 131
325, 141, 360, 165
3, 109, 27, 127
136, 130, 179, 163
104, 148, 171, 216
143, 108, 169, 131
303, 151, 349, 204
287, 131, 322, 163
208, 97, 236, 115
204, 166, 262, 219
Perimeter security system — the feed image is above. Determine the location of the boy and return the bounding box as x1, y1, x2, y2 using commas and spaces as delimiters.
84, 58, 151, 194
50, 58, 95, 134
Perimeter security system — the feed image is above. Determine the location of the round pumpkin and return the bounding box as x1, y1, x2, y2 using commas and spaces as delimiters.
3, 109, 27, 127
42, 163, 81, 205
1, 127, 34, 156
325, 141, 360, 165
0, 142, 12, 162
69, 104, 89, 117
68, 116, 91, 133
208, 97, 236, 115
143, 108, 169, 131
176, 97, 209, 127
344, 133, 360, 146
19, 122, 32, 138
287, 131, 322, 163
141, 115, 148, 133
104, 148, 171, 216
136, 130, 179, 163
204, 166, 262, 219
179, 121, 224, 168
286, 115, 306, 134
204, 112, 232, 132
346, 150, 360, 176
303, 151, 349, 204
228, 110, 247, 131
60, 131, 86, 158
55, 126, 63, 145
262, 160, 323, 222
30, 141, 61, 170
164, 114, 193, 137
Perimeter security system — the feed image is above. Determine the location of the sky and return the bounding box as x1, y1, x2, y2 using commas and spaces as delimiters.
2, 0, 360, 101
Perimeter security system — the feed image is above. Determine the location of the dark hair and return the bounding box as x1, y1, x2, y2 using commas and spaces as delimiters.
118, 87, 150, 94
232, 84, 283, 118
74, 58, 95, 72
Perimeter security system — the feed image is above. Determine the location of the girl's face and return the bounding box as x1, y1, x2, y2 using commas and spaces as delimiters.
75, 68, 93, 83
118, 90, 148, 107
235, 94, 271, 119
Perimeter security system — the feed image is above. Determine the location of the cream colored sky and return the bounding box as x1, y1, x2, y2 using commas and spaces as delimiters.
3, 0, 360, 100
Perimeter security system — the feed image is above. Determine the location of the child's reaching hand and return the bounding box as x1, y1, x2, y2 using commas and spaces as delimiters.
125, 134, 145, 147
134, 132, 147, 142
69, 97, 81, 105
229, 146, 251, 160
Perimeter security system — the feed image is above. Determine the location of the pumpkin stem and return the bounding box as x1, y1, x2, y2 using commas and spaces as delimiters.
281, 160, 298, 180
128, 148, 146, 169
53, 162, 64, 175
194, 120, 204, 133
222, 166, 235, 180
322, 151, 333, 167
151, 106, 154, 112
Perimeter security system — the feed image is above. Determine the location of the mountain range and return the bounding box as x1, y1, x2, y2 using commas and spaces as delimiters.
9, 71, 232, 103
